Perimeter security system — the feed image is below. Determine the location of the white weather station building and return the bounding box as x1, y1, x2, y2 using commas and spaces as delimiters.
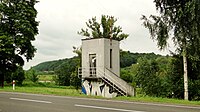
78, 38, 135, 98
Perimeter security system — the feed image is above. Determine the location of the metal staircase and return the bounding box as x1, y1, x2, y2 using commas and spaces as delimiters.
78, 67, 135, 96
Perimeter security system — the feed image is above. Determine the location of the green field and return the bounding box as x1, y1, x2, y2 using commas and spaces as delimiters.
38, 75, 55, 82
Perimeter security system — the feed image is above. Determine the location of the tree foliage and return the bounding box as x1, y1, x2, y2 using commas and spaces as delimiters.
73, 46, 82, 59
142, 0, 200, 53
134, 57, 172, 97
54, 57, 80, 86
120, 50, 162, 68
120, 51, 137, 68
78, 15, 129, 41
0, 0, 39, 86
70, 70, 81, 90
141, 0, 200, 100
130, 54, 200, 100
32, 50, 163, 88
4, 66, 25, 86
26, 67, 38, 83
135, 58, 163, 97
33, 51, 162, 72
33, 58, 70, 71
167, 54, 200, 100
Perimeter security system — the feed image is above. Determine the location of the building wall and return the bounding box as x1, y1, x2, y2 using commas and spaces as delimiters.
81, 38, 120, 98
104, 39, 120, 76
82, 38, 120, 77
82, 38, 105, 77
82, 79, 118, 98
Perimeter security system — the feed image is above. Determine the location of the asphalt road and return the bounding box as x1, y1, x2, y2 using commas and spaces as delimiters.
0, 92, 200, 112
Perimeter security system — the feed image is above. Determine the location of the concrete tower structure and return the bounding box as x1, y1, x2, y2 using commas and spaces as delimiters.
78, 38, 135, 98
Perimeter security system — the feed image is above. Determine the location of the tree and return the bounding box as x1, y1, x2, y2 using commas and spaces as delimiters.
135, 58, 162, 97
0, 0, 39, 87
135, 57, 172, 97
12, 66, 25, 86
73, 46, 82, 59
120, 50, 137, 68
28, 68, 38, 83
78, 15, 129, 41
70, 70, 81, 90
120, 68, 133, 83
167, 55, 184, 99
141, 0, 200, 100
55, 57, 79, 86
9, 66, 25, 86
166, 53, 200, 100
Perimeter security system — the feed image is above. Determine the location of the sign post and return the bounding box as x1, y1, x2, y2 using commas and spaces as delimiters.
12, 80, 15, 90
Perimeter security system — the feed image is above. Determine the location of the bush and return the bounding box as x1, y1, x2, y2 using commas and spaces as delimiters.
26, 68, 38, 83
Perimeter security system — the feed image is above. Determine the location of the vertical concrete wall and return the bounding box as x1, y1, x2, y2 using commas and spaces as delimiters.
81, 38, 121, 98
82, 38, 104, 77
104, 39, 120, 76
82, 38, 120, 77
82, 79, 118, 98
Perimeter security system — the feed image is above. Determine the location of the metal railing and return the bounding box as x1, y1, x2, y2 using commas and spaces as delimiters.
104, 68, 135, 96
78, 67, 97, 77
97, 68, 127, 96
78, 67, 134, 96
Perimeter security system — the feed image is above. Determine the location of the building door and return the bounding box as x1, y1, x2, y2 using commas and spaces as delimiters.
89, 54, 96, 76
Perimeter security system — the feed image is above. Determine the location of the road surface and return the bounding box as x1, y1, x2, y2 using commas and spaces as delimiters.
0, 92, 200, 112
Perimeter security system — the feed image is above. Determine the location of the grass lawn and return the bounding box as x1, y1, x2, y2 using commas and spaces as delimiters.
0, 86, 82, 97
114, 96, 200, 106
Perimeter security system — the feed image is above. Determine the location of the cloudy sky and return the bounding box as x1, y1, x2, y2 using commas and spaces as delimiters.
24, 0, 175, 70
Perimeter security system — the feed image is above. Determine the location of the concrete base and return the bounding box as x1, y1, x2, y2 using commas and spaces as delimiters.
82, 79, 118, 98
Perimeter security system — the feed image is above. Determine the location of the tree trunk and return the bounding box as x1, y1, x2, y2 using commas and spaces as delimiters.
0, 74, 4, 88
183, 54, 188, 100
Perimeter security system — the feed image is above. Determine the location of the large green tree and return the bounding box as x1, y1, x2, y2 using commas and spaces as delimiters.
5, 66, 25, 86
0, 0, 39, 87
135, 57, 172, 97
55, 57, 80, 86
78, 15, 129, 41
142, 0, 200, 100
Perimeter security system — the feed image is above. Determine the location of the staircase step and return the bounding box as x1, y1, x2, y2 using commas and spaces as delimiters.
101, 77, 127, 96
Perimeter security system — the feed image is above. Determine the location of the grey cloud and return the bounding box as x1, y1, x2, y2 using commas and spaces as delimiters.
24, 0, 173, 70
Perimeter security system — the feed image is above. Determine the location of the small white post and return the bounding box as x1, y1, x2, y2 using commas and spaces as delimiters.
13, 80, 15, 90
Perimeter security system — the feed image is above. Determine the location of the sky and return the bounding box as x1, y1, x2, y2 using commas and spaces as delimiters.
24, 0, 175, 70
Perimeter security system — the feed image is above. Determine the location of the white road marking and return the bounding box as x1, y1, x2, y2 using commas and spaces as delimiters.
10, 97, 52, 104
75, 104, 145, 112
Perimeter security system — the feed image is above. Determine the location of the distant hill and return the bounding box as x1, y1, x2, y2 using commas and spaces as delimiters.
32, 51, 163, 72
32, 57, 79, 72
120, 51, 162, 68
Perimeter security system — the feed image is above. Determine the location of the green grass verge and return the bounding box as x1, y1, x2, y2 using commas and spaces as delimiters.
0, 83, 200, 106
114, 96, 200, 106
0, 81, 103, 99
0, 86, 83, 97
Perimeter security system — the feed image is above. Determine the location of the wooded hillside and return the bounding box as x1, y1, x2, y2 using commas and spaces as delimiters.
32, 51, 163, 71
29, 50, 200, 100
